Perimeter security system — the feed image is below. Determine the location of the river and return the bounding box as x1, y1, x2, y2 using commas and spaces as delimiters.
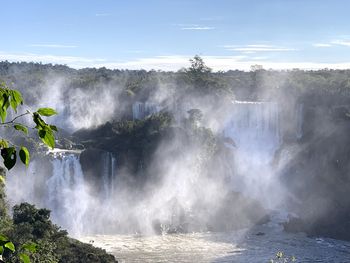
80, 212, 350, 263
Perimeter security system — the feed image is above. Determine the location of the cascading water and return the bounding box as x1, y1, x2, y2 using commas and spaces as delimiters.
6, 151, 118, 236
46, 154, 89, 235
223, 101, 281, 208
296, 103, 304, 139
132, 101, 162, 120
5, 102, 350, 262
102, 152, 117, 199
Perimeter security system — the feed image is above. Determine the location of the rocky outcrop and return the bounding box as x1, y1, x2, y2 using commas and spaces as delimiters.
279, 107, 350, 241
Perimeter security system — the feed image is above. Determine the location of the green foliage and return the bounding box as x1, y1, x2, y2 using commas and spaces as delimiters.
0, 80, 116, 262
0, 82, 57, 170
4, 203, 115, 263
1, 147, 16, 171
0, 81, 58, 262
0, 234, 16, 262
0, 235, 15, 252
33, 112, 56, 149
36, 108, 57, 117
0, 82, 23, 122
187, 55, 212, 75
12, 203, 52, 239
14, 124, 28, 135
180, 55, 232, 98
19, 147, 30, 168
19, 253, 30, 263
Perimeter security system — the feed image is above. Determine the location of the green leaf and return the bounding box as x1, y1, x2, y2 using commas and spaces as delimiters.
32, 112, 46, 129
22, 242, 37, 253
14, 124, 28, 135
1, 147, 17, 170
0, 139, 9, 149
2, 92, 10, 111
0, 107, 7, 123
49, 125, 58, 132
0, 235, 8, 242
9, 89, 23, 112
36, 108, 57, 117
10, 98, 18, 112
38, 129, 55, 149
19, 253, 30, 263
0, 245, 4, 254
19, 146, 30, 167
11, 90, 23, 105
0, 175, 5, 184
4, 241, 15, 252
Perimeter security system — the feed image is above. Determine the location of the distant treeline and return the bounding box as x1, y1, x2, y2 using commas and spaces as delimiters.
1, 59, 350, 116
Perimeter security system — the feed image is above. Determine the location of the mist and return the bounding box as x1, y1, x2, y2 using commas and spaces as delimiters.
2, 62, 350, 250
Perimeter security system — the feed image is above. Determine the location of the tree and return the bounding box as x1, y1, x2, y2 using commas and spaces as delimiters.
181, 55, 232, 98
186, 55, 212, 75
0, 81, 57, 262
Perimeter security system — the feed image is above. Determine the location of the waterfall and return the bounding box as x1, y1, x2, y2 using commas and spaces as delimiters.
6, 150, 119, 236
102, 151, 117, 199
46, 154, 89, 235
132, 101, 162, 120
296, 103, 304, 139
224, 101, 280, 156
223, 101, 282, 208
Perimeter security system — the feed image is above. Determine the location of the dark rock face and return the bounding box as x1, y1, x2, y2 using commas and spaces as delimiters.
279, 106, 350, 241
75, 114, 174, 186
80, 147, 108, 191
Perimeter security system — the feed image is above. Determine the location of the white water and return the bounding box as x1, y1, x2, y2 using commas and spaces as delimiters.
46, 154, 89, 234
132, 101, 162, 120
223, 101, 282, 208
6, 152, 117, 236
296, 103, 304, 139
6, 101, 350, 262
80, 212, 350, 263
102, 152, 117, 199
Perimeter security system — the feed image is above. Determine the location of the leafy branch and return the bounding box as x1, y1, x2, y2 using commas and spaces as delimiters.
0, 82, 57, 172
0, 234, 37, 263
0, 81, 58, 262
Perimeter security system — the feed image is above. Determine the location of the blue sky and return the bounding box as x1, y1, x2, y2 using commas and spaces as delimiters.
1, 0, 350, 70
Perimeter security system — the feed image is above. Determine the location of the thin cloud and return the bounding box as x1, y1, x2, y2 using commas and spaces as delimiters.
223, 44, 296, 53
3, 52, 350, 71
331, 40, 350, 47
181, 26, 215, 30
125, 50, 144, 54
0, 51, 105, 68
251, 56, 269, 60
200, 16, 224, 21
91, 55, 350, 71
95, 13, 111, 17
30, 44, 78, 48
313, 43, 332, 48
175, 23, 215, 30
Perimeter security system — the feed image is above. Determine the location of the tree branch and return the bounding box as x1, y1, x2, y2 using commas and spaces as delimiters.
0, 112, 30, 125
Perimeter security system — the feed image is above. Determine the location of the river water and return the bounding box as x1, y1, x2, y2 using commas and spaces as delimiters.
80, 212, 350, 263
